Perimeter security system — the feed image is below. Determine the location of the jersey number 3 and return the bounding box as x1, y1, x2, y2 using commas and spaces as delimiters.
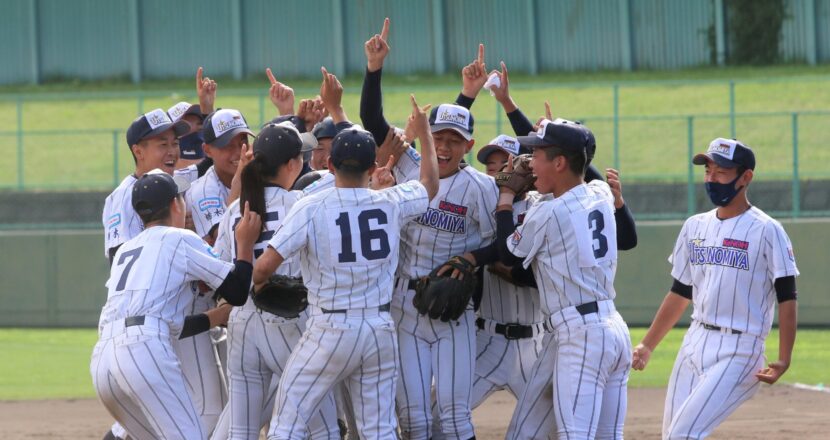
588, 210, 608, 258
334, 209, 391, 263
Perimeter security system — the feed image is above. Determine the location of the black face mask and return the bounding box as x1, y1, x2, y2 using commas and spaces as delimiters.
705, 172, 743, 207
179, 131, 204, 151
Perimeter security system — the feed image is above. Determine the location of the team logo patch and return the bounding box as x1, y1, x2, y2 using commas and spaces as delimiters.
438, 200, 468, 216
722, 238, 749, 250
198, 197, 222, 212
511, 230, 522, 245
688, 238, 749, 271
416, 208, 466, 234
406, 148, 421, 163
517, 212, 526, 225
107, 213, 121, 229
787, 247, 795, 261
205, 245, 219, 258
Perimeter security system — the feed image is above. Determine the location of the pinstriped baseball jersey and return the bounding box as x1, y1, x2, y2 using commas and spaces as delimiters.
106, 226, 232, 336
479, 192, 544, 325
507, 181, 618, 316
301, 170, 333, 195
269, 181, 429, 310
214, 186, 303, 313
103, 167, 202, 256
102, 175, 141, 256
398, 166, 498, 279
186, 166, 230, 238
669, 206, 799, 337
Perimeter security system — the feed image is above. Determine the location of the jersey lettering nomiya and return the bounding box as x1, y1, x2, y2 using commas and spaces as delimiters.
269, 181, 429, 310
479, 192, 543, 325
214, 186, 302, 313
105, 226, 232, 336
186, 166, 230, 238
102, 167, 202, 256
508, 181, 618, 316
669, 206, 799, 338
398, 166, 498, 279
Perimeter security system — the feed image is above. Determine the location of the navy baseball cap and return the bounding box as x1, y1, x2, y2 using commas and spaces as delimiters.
429, 104, 474, 140
517, 118, 591, 152
476, 134, 523, 164
132, 169, 190, 216
126, 109, 189, 147
312, 117, 338, 141
167, 102, 204, 124
693, 138, 756, 170
202, 109, 255, 148
253, 121, 311, 167
330, 127, 377, 172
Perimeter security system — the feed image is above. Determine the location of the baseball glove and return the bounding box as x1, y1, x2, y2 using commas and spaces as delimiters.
413, 256, 477, 322
494, 154, 536, 195
252, 274, 308, 318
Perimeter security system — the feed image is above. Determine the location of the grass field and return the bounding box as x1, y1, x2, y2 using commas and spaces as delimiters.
1, 327, 827, 400
1, 66, 830, 190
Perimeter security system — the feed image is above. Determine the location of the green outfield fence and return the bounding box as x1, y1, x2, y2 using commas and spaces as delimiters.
2, 77, 830, 221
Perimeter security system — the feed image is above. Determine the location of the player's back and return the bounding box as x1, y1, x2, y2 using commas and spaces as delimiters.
272, 182, 428, 310
107, 226, 230, 335
517, 181, 619, 316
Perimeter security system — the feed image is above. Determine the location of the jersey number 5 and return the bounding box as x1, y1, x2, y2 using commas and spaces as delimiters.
334, 209, 391, 263
588, 210, 608, 259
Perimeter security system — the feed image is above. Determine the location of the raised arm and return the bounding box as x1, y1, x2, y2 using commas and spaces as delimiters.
266, 68, 296, 116
410, 94, 438, 200
320, 67, 348, 124
360, 17, 393, 143
196, 67, 217, 115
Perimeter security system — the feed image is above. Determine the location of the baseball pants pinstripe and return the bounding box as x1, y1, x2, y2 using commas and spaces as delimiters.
393, 282, 476, 440
93, 317, 206, 439
211, 308, 339, 440
431, 328, 544, 440
506, 301, 631, 440
268, 309, 399, 440
662, 321, 764, 440
173, 294, 227, 435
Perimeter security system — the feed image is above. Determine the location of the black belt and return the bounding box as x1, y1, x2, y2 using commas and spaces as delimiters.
407, 279, 419, 290
321, 303, 391, 314
476, 318, 534, 340
701, 322, 742, 335
575, 301, 598, 315
125, 315, 145, 327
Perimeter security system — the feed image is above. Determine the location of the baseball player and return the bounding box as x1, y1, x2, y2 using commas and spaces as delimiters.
487, 119, 632, 439
632, 138, 799, 439
252, 68, 439, 439
212, 121, 339, 440
91, 169, 261, 439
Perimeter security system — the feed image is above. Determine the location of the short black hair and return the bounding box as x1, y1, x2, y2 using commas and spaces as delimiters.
541, 145, 586, 176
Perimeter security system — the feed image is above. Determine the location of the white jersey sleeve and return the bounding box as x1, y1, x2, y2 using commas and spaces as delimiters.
181, 230, 233, 290
506, 201, 550, 268
268, 198, 315, 261
669, 220, 694, 285
380, 180, 429, 223
102, 175, 142, 256
393, 146, 422, 183
471, 171, 498, 239
763, 220, 799, 279
174, 164, 200, 184
301, 170, 335, 196
213, 200, 236, 263
186, 167, 230, 238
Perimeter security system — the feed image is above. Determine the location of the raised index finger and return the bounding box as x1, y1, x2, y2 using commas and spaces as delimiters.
266, 67, 277, 85
196, 67, 203, 88
410, 94, 419, 112
380, 17, 390, 41
477, 43, 485, 64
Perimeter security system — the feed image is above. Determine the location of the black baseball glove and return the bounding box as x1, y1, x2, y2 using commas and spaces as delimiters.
413, 256, 477, 322
252, 274, 308, 318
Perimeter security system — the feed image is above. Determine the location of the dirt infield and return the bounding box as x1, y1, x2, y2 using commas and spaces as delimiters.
1, 386, 828, 439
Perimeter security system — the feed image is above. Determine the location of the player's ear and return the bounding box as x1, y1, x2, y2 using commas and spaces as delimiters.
739, 169, 753, 187
465, 139, 475, 153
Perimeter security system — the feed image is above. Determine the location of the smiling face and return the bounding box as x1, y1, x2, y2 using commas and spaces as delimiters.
311, 137, 333, 170
205, 133, 247, 182
132, 129, 180, 175
432, 129, 474, 178
484, 150, 509, 176
529, 148, 559, 194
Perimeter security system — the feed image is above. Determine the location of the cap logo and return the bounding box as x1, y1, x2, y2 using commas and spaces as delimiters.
535, 119, 553, 139
212, 109, 248, 137
707, 138, 736, 160
144, 109, 172, 129
489, 135, 520, 155
436, 104, 470, 129
167, 102, 191, 122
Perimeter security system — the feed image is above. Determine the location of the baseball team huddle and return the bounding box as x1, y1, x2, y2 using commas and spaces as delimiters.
91, 18, 800, 440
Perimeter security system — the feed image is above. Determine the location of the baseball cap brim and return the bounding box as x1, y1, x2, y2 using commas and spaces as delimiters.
300, 132, 317, 152
692, 153, 738, 168
431, 124, 472, 141
171, 174, 191, 194
476, 145, 509, 164
210, 127, 255, 148
516, 135, 555, 149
